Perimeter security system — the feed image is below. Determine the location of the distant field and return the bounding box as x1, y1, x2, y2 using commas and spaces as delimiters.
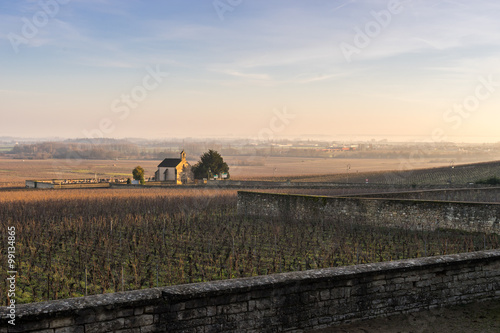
0, 159, 163, 187
224, 155, 500, 180
0, 146, 14, 152
0, 154, 499, 187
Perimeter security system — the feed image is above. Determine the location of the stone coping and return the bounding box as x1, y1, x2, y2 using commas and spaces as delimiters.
343, 186, 500, 197
2, 288, 162, 319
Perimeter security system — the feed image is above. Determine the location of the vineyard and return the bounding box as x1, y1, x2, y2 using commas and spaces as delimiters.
282, 160, 500, 186
1, 188, 499, 304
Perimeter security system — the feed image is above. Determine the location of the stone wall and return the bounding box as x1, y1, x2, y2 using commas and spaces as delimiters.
24, 180, 36, 188
2, 250, 500, 333
237, 191, 500, 234
346, 187, 500, 203
24, 181, 54, 189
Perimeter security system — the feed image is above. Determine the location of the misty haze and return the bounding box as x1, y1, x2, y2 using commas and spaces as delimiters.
1, 1, 500, 332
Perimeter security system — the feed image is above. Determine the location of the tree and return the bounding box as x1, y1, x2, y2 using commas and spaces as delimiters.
132, 166, 145, 185
191, 150, 229, 180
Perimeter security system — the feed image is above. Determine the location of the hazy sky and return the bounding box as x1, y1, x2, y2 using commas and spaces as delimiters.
1, 0, 500, 142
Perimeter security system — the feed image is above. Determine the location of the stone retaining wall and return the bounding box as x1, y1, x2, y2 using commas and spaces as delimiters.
2, 250, 500, 332
237, 191, 500, 234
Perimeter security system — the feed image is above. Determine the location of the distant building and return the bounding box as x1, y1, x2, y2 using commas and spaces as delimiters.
155, 151, 192, 184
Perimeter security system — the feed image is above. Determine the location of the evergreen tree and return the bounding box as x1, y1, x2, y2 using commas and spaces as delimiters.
191, 150, 229, 179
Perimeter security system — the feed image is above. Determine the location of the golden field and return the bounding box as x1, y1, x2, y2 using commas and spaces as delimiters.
1, 154, 499, 187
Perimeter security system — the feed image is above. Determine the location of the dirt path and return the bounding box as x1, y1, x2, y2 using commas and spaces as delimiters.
310, 300, 500, 333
